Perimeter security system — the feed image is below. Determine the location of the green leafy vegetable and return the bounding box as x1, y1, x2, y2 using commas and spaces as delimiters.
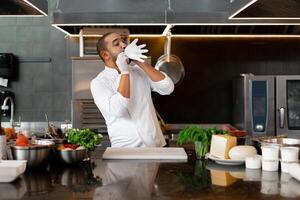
66, 129, 103, 151
176, 126, 228, 158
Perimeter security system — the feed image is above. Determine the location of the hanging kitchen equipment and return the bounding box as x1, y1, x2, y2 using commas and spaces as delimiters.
155, 30, 185, 86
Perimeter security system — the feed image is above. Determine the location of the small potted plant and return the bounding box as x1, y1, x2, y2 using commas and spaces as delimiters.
176, 126, 228, 159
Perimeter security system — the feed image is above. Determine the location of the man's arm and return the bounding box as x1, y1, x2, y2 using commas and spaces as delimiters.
133, 60, 174, 95
117, 74, 130, 98
133, 60, 165, 82
116, 52, 131, 98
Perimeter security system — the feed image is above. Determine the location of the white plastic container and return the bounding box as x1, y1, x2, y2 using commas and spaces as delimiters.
261, 146, 279, 161
245, 155, 262, 169
280, 172, 292, 183
287, 178, 300, 197
244, 168, 261, 181
281, 161, 298, 173
262, 159, 279, 171
280, 181, 299, 198
262, 171, 279, 182
288, 163, 300, 182
261, 181, 279, 195
280, 147, 299, 162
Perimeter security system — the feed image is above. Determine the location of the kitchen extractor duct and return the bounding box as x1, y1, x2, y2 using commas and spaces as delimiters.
0, 0, 48, 16
52, 0, 230, 24
51, 0, 300, 36
51, 0, 231, 35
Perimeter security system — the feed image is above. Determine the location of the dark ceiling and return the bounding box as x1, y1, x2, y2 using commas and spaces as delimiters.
0, 0, 40, 15
0, 0, 47, 16
234, 0, 300, 18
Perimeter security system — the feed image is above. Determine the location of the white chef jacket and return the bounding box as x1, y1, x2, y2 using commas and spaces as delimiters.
90, 64, 174, 147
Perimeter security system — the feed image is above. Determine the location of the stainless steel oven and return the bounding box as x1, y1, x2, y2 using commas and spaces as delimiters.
71, 57, 107, 132
233, 74, 300, 138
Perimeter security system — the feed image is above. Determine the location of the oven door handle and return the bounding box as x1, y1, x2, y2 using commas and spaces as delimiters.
279, 107, 285, 128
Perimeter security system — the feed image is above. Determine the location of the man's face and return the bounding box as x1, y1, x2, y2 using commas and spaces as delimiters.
104, 33, 127, 61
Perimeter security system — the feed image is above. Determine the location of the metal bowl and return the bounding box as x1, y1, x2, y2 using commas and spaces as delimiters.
56, 149, 87, 164
11, 145, 51, 168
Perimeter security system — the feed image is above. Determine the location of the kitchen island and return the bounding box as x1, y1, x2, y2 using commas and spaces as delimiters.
1, 148, 299, 200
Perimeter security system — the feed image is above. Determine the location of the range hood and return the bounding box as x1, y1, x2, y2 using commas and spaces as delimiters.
50, 0, 300, 36
0, 0, 48, 16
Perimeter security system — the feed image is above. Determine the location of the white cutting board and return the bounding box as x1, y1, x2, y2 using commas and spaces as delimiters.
103, 147, 187, 160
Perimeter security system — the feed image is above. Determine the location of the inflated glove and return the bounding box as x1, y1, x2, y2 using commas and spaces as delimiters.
124, 38, 148, 63
116, 52, 130, 74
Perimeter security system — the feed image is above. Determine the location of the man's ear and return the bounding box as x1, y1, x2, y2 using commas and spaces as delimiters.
100, 50, 109, 60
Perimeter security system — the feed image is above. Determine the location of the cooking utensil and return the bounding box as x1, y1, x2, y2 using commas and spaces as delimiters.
11, 145, 51, 168
44, 113, 63, 139
155, 30, 185, 86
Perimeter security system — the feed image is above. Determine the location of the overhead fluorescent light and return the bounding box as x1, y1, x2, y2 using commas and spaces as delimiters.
172, 34, 300, 38
52, 23, 300, 37
229, 0, 258, 19
23, 0, 47, 16
171, 23, 300, 25
52, 24, 72, 36
52, 23, 168, 36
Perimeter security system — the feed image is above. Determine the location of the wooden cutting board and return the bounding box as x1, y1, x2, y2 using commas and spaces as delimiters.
102, 147, 187, 160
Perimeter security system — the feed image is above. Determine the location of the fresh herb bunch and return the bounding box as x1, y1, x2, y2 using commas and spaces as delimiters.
66, 129, 103, 151
176, 126, 228, 157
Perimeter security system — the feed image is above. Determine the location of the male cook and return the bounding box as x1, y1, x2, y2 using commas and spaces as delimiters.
90, 32, 174, 147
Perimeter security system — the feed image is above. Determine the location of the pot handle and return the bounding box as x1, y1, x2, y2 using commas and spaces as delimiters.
164, 30, 172, 62
279, 107, 285, 128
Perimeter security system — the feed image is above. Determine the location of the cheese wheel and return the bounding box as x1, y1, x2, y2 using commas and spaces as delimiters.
229, 145, 257, 160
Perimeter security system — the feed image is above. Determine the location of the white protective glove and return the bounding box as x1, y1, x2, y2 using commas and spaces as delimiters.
124, 39, 148, 63
116, 52, 130, 74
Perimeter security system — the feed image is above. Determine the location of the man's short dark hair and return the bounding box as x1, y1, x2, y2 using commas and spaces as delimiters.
96, 32, 114, 60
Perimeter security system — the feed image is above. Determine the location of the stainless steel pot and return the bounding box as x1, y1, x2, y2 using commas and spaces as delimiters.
11, 145, 51, 168
155, 30, 185, 86
56, 149, 87, 164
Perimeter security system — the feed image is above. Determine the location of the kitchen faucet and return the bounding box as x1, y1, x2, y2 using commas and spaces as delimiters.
1, 96, 15, 128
